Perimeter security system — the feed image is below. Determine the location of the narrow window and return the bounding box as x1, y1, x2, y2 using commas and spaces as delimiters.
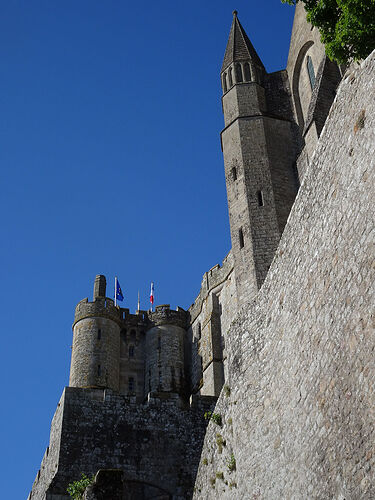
257, 190, 264, 207
159, 371, 162, 386
228, 67, 233, 87
222, 73, 227, 93
120, 329, 127, 343
306, 55, 315, 90
129, 345, 134, 357
235, 64, 243, 83
244, 62, 251, 82
232, 166, 237, 181
97, 364, 101, 376
97, 329, 101, 340
128, 377, 134, 393
239, 228, 244, 248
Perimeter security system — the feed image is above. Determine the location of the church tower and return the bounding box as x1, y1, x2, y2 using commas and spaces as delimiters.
221, 11, 298, 306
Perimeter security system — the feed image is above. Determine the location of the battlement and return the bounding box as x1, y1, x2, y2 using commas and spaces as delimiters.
73, 296, 123, 327
73, 295, 187, 330
149, 304, 188, 329
189, 251, 234, 323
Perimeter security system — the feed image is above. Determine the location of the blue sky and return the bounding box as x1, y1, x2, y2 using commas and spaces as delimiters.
0, 1, 295, 497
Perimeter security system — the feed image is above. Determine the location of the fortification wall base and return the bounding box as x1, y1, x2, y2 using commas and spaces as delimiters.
29, 387, 216, 500
193, 51, 375, 499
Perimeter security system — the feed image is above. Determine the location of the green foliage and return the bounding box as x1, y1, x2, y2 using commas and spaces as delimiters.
216, 433, 226, 453
202, 457, 208, 465
227, 453, 236, 472
281, 0, 375, 63
216, 471, 224, 480
67, 473, 94, 499
210, 477, 216, 487
223, 384, 231, 397
211, 412, 222, 426
204, 411, 222, 426
204, 410, 212, 421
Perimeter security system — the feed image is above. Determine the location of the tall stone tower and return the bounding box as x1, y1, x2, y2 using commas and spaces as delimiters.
221, 11, 298, 306
70, 274, 121, 391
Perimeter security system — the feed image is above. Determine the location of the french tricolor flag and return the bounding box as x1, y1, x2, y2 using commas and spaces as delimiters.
150, 282, 154, 305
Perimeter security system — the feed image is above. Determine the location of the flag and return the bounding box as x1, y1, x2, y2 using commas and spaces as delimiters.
150, 282, 154, 305
115, 277, 124, 302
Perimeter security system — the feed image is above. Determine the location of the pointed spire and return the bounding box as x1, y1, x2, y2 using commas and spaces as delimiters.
221, 11, 265, 73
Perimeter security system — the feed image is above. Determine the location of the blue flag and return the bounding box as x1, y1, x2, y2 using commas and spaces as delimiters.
115, 278, 124, 302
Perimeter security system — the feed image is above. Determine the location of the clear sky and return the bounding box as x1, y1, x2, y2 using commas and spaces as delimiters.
0, 1, 295, 497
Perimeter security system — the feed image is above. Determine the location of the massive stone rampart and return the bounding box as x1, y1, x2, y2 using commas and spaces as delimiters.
29, 388, 216, 499
193, 51, 375, 499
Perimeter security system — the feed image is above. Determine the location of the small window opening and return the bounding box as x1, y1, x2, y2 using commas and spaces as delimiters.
232, 167, 237, 181
222, 73, 228, 93
228, 67, 233, 87
129, 345, 135, 357
128, 377, 134, 393
306, 55, 315, 90
257, 190, 264, 207
97, 329, 101, 340
235, 64, 243, 83
244, 62, 251, 82
159, 371, 162, 386
121, 329, 127, 343
239, 228, 244, 248
97, 364, 101, 376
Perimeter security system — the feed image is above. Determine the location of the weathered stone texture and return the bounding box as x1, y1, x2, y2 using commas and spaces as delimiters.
145, 324, 185, 394
29, 388, 216, 499
70, 316, 121, 391
193, 51, 375, 499
188, 253, 237, 396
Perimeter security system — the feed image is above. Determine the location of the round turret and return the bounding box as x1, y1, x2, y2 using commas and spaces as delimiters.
69, 275, 122, 391
145, 305, 187, 395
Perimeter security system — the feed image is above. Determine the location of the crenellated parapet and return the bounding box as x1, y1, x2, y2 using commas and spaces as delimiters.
189, 251, 234, 324
149, 304, 188, 329
73, 296, 123, 328
69, 275, 190, 399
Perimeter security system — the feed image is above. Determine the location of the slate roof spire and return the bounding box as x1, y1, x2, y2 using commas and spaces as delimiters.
221, 10, 265, 73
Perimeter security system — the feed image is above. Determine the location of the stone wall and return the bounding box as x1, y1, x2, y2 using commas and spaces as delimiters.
29, 387, 216, 499
188, 253, 237, 396
193, 50, 375, 499
28, 391, 65, 500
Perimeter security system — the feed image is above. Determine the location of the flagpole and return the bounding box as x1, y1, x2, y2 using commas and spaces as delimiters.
137, 290, 140, 312
114, 276, 117, 307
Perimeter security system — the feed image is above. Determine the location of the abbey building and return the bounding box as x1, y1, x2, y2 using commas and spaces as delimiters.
29, 5, 375, 499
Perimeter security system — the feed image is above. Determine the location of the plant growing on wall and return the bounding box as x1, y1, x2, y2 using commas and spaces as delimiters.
204, 411, 223, 426
227, 453, 236, 472
67, 473, 94, 499
282, 0, 375, 64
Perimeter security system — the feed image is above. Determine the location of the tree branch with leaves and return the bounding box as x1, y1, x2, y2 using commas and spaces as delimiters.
282, 0, 375, 64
